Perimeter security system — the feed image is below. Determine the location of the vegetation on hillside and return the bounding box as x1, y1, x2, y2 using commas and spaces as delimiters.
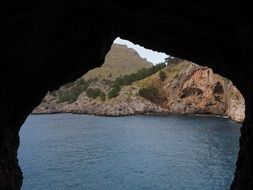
55, 62, 166, 102
107, 62, 166, 99
83, 44, 153, 80
55, 62, 166, 103
57, 78, 90, 103
107, 85, 121, 99
86, 88, 106, 101
50, 54, 183, 103
159, 70, 166, 82
139, 86, 160, 103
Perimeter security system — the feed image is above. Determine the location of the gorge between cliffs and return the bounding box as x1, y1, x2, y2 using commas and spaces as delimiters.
33, 44, 245, 123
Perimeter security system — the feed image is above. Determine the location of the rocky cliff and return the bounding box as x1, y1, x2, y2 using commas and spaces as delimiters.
83, 43, 153, 80
33, 59, 245, 122
144, 61, 245, 122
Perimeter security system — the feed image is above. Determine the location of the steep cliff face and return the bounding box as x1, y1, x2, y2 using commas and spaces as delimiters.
83, 43, 153, 81
149, 61, 245, 122
34, 61, 245, 122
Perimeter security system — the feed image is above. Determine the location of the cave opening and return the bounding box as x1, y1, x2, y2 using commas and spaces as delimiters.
18, 38, 244, 190
1, 2, 253, 189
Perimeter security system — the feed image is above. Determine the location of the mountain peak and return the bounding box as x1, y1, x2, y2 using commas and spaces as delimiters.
83, 43, 153, 80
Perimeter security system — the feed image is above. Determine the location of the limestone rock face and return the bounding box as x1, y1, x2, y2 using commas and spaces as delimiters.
33, 61, 245, 122
226, 85, 245, 123
156, 61, 245, 122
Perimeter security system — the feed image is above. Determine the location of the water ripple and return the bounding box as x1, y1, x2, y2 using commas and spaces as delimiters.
19, 114, 241, 190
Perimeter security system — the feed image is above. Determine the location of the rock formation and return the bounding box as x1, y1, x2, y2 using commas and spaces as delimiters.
83, 43, 153, 81
158, 61, 245, 122
33, 61, 245, 122
1, 1, 253, 189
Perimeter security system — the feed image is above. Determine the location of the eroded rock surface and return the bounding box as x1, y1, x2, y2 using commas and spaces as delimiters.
34, 61, 245, 122
158, 61, 245, 122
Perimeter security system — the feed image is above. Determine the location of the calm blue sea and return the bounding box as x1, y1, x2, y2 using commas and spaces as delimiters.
18, 114, 241, 190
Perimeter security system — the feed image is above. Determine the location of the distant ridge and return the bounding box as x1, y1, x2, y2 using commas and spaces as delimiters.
83, 44, 153, 81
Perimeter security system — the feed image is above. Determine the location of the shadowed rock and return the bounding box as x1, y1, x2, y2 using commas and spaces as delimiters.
1, 1, 253, 189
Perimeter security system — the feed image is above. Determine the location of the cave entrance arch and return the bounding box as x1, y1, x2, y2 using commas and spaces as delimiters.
19, 38, 245, 190
1, 1, 252, 189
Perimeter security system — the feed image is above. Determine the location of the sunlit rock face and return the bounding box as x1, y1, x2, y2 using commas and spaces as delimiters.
33, 60, 245, 123
155, 61, 245, 122
1, 1, 253, 189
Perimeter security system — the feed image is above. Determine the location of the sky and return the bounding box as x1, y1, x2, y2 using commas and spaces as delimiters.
114, 37, 168, 64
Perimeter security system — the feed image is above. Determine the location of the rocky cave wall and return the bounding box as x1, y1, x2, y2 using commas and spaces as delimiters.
1, 1, 253, 189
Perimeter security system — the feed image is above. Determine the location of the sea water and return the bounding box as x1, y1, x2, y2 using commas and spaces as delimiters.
19, 114, 241, 190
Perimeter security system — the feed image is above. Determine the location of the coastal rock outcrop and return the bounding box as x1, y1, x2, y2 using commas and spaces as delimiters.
155, 61, 245, 122
61, 86, 164, 116
33, 61, 245, 122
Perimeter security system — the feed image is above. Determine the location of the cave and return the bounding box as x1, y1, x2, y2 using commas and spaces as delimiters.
1, 1, 253, 189
213, 81, 225, 94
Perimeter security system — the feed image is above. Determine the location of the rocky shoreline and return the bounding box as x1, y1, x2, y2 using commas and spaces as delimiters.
33, 61, 245, 123
32, 109, 240, 123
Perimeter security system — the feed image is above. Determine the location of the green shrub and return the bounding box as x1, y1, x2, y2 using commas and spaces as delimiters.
86, 88, 104, 99
108, 85, 121, 99
159, 71, 166, 82
102, 79, 113, 85
57, 78, 91, 103
107, 62, 167, 99
139, 86, 160, 103
58, 90, 77, 104
100, 91, 106, 101
112, 62, 167, 87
